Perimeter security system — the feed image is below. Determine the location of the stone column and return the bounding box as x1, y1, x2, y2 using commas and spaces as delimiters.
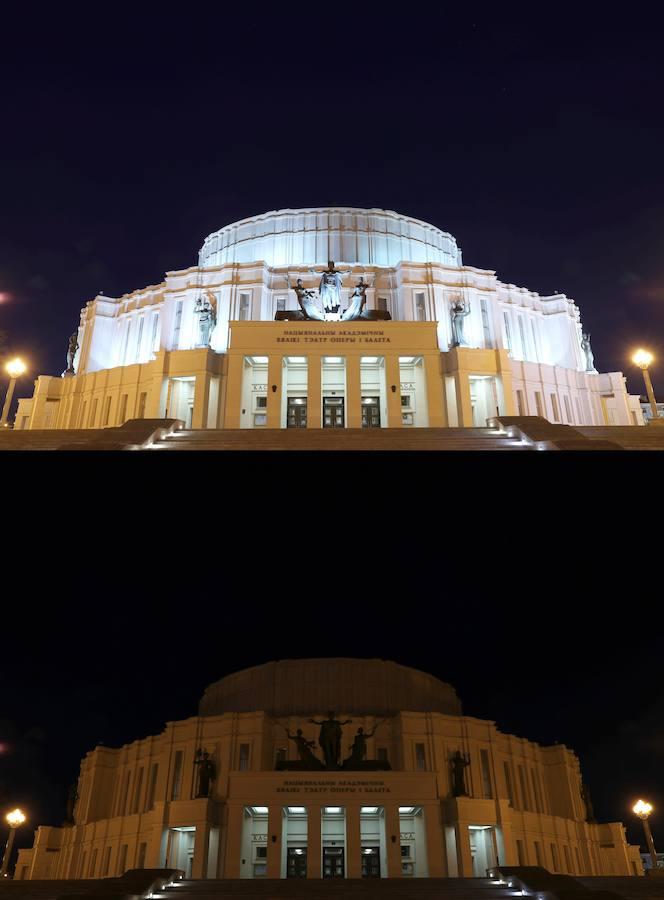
384, 805, 403, 878
266, 356, 283, 429
455, 823, 473, 876
385, 356, 403, 428
307, 356, 322, 429
224, 356, 244, 429
423, 803, 446, 876
267, 805, 282, 879
307, 805, 322, 879
455, 372, 474, 427
424, 355, 447, 427
345, 806, 361, 878
346, 356, 362, 428
192, 371, 211, 429
223, 804, 244, 878
191, 823, 210, 879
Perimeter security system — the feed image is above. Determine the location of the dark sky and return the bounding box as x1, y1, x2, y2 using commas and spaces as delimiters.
2, 3, 664, 410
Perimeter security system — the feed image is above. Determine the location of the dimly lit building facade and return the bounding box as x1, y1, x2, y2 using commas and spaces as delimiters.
15, 209, 643, 431
15, 659, 642, 881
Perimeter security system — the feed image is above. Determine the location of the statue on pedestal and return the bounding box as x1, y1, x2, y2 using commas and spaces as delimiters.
283, 727, 322, 769
65, 332, 79, 375
309, 711, 352, 769
309, 261, 352, 314
195, 293, 217, 347
341, 277, 371, 321
451, 750, 471, 797
285, 276, 325, 321
194, 748, 216, 798
450, 297, 471, 348
581, 333, 596, 372
345, 720, 385, 766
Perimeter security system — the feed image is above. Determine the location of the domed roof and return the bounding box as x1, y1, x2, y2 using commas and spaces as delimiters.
198, 208, 463, 269
198, 658, 462, 718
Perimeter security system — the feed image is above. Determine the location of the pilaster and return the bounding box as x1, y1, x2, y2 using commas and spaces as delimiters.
307, 356, 322, 429
266, 356, 283, 429
385, 356, 403, 428
345, 805, 361, 877
346, 356, 362, 428
384, 804, 403, 878
306, 805, 321, 878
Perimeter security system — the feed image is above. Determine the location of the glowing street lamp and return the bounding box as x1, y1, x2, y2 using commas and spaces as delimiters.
634, 800, 659, 870
633, 350, 661, 423
0, 358, 27, 428
0, 808, 26, 878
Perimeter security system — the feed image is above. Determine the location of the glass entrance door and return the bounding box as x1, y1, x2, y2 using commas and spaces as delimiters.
323, 397, 345, 428
323, 847, 345, 878
361, 847, 381, 878
361, 397, 381, 428
287, 397, 307, 428
287, 848, 307, 878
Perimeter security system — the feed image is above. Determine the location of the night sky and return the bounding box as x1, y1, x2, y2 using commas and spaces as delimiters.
2, 4, 664, 412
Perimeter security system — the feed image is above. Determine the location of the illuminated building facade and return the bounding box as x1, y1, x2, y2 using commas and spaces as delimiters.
15, 659, 642, 881
15, 208, 643, 431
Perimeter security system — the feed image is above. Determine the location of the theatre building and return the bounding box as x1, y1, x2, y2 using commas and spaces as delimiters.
15, 659, 642, 881
15, 207, 643, 431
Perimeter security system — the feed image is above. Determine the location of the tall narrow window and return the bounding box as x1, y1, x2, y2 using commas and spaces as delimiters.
102, 396, 112, 427
535, 392, 544, 418
173, 300, 183, 348
79, 401, 87, 428
90, 398, 99, 428
415, 743, 426, 771
136, 317, 145, 362
534, 841, 544, 867
516, 840, 526, 866
101, 847, 112, 877
79, 852, 87, 879
575, 397, 583, 425
550, 394, 560, 423
151, 313, 160, 352
563, 846, 573, 873
504, 762, 516, 808
117, 844, 128, 876
531, 769, 542, 813
480, 749, 493, 798
575, 847, 582, 874
90, 848, 98, 878
516, 390, 527, 416
118, 394, 128, 425
137, 392, 147, 419
518, 317, 528, 359
480, 297, 491, 345
121, 771, 132, 816
503, 313, 513, 353
564, 396, 573, 424
531, 321, 540, 362
171, 750, 184, 800
146, 763, 158, 810
122, 321, 132, 365
414, 292, 426, 321
550, 844, 560, 872
137, 843, 147, 870
276, 297, 286, 312
238, 744, 250, 770
518, 765, 530, 811
132, 767, 144, 814
239, 294, 251, 320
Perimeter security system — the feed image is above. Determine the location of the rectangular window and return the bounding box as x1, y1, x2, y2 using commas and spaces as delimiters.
90, 398, 99, 428
90, 848, 98, 878
503, 313, 513, 353
146, 763, 158, 810
276, 297, 286, 312
377, 297, 388, 312
550, 844, 560, 873
255, 396, 267, 409
79, 401, 87, 428
253, 414, 267, 427
171, 750, 184, 800
122, 321, 132, 365
137, 842, 147, 869
504, 762, 516, 808
118, 844, 128, 876
415, 743, 426, 771
534, 841, 544, 867
239, 743, 250, 771
132, 767, 144, 814
239, 293, 251, 320
575, 397, 583, 425
102, 396, 112, 427
136, 317, 144, 362
173, 300, 183, 349
575, 847, 582, 874
118, 394, 128, 425
480, 297, 491, 345
518, 317, 528, 359
79, 852, 87, 879
518, 765, 530, 811
535, 392, 544, 418
531, 321, 540, 361
564, 395, 573, 424
151, 312, 160, 352
414, 292, 426, 321
480, 749, 493, 799
564, 845, 573, 873
516, 840, 526, 866
121, 771, 132, 816
101, 847, 112, 877
516, 390, 526, 416
550, 394, 560, 423
531, 769, 542, 813
137, 392, 147, 419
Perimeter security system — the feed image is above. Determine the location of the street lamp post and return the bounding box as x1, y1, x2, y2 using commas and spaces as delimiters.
0, 359, 27, 428
0, 809, 26, 878
633, 350, 662, 424
634, 800, 659, 870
